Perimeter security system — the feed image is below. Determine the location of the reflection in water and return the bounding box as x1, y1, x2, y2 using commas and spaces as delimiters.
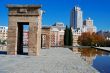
0, 45, 28, 55
0, 45, 7, 54
71, 48, 110, 73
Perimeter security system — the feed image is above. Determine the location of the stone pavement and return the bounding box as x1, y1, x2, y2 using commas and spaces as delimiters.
0, 48, 99, 73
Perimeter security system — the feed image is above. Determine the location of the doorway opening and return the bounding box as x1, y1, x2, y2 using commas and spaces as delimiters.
41, 34, 46, 48
17, 22, 29, 55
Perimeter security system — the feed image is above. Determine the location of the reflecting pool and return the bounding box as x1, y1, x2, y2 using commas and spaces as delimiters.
71, 48, 110, 73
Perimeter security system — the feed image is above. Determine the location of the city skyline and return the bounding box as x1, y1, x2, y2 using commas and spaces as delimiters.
0, 0, 110, 31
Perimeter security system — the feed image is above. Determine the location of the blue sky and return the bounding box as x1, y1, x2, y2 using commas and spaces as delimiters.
0, 0, 110, 31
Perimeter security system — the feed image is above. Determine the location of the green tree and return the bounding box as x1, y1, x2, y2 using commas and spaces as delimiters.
2, 40, 6, 45
68, 27, 73, 46
0, 39, 6, 45
0, 39, 2, 44
64, 26, 73, 46
64, 25, 69, 46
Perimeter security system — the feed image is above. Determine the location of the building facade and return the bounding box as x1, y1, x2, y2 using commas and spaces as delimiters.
97, 31, 110, 40
41, 22, 65, 47
70, 6, 83, 31
83, 17, 97, 33
23, 30, 28, 46
41, 27, 51, 48
51, 22, 65, 47
0, 26, 8, 41
72, 29, 81, 46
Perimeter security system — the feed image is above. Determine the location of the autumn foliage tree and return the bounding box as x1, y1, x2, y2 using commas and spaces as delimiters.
78, 32, 106, 46
78, 32, 92, 46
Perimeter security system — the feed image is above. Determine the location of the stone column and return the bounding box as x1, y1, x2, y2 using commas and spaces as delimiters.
28, 22, 39, 56
7, 22, 17, 55
46, 33, 51, 48
37, 16, 41, 54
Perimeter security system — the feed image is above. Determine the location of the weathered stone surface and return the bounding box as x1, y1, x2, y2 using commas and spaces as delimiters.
41, 27, 51, 48
7, 5, 42, 56
0, 48, 99, 73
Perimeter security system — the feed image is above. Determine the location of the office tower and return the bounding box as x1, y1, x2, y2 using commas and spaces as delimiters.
70, 6, 83, 31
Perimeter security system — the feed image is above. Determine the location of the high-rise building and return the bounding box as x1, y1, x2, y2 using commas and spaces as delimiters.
70, 6, 83, 31
83, 17, 97, 33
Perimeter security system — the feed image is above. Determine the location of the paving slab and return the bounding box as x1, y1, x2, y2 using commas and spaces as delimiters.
0, 48, 99, 73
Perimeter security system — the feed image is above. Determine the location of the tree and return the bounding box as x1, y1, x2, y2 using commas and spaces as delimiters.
105, 40, 110, 47
78, 32, 106, 46
0, 39, 6, 45
64, 26, 73, 46
68, 27, 73, 46
78, 32, 92, 46
2, 40, 6, 45
64, 25, 69, 46
0, 39, 2, 44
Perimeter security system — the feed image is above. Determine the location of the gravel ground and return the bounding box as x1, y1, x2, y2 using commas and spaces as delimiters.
0, 48, 99, 73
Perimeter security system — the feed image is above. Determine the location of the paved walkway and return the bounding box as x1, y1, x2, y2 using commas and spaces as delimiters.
96, 47, 110, 52
0, 48, 98, 73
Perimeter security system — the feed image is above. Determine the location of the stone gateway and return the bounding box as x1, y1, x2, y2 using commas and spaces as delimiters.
7, 5, 42, 56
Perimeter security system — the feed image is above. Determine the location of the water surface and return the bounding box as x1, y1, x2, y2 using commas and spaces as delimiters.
71, 48, 110, 73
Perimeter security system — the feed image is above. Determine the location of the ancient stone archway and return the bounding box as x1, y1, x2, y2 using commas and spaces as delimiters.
7, 5, 42, 56
41, 27, 51, 48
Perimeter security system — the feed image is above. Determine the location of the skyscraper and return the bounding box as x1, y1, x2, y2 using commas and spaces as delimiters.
70, 6, 83, 31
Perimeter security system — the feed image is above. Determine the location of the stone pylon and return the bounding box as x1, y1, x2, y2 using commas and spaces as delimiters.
7, 4, 43, 56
